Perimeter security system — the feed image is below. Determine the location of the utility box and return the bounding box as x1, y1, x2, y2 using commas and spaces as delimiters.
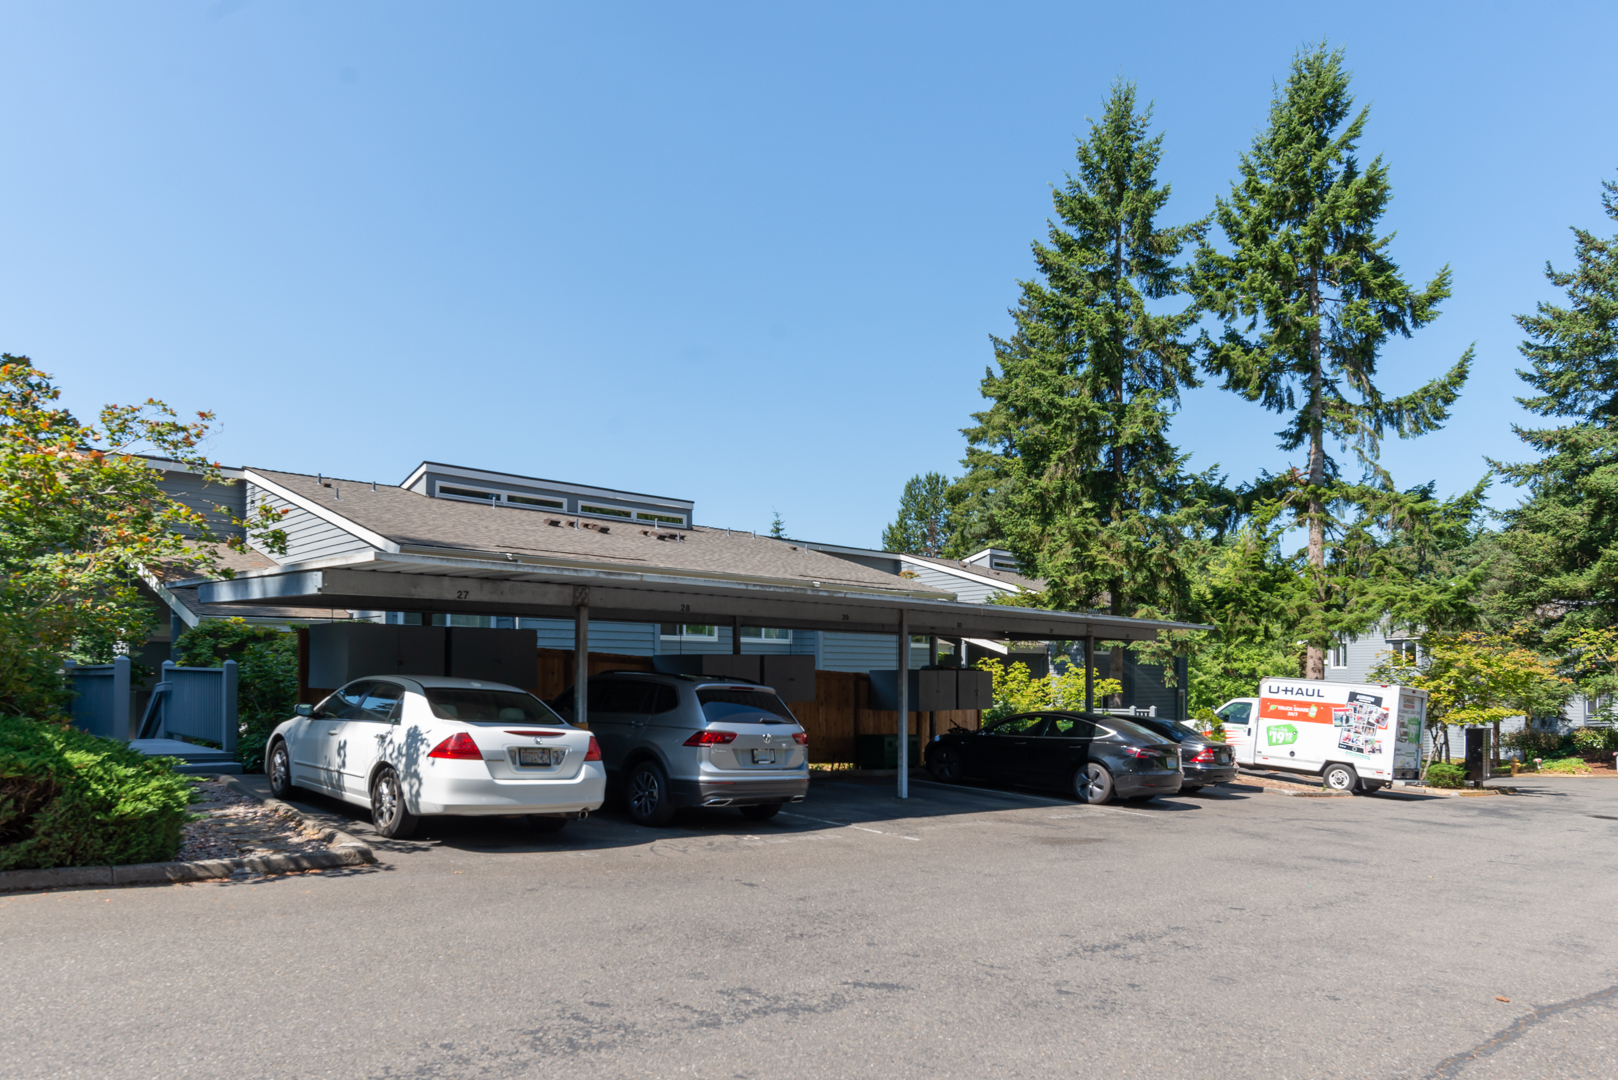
869, 667, 977, 711
652, 654, 763, 682
447, 627, 539, 690
760, 655, 816, 702
956, 668, 992, 711
308, 624, 446, 689
855, 734, 920, 770
307, 623, 538, 691
1464, 726, 1491, 785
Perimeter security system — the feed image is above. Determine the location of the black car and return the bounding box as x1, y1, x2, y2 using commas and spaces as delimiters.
924, 711, 1182, 804
1124, 715, 1239, 793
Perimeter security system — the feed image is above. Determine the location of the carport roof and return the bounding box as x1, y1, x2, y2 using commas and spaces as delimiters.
191, 545, 1208, 642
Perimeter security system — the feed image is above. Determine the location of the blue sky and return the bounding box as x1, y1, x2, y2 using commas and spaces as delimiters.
3, 2, 1614, 547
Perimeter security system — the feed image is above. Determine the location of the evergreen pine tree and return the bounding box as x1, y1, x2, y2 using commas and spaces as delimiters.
958, 81, 1204, 644
882, 473, 951, 556
1494, 176, 1618, 643
1191, 44, 1469, 679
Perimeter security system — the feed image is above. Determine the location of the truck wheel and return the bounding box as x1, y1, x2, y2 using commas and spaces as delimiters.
1323, 763, 1359, 792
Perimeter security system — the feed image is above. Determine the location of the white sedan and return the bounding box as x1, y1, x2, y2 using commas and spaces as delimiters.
264, 676, 605, 838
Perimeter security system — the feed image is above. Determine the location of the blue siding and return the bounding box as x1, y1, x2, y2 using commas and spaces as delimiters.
900, 561, 1009, 603
247, 485, 374, 564
817, 631, 923, 674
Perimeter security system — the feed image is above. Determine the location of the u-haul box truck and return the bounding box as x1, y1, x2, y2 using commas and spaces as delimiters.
1215, 680, 1428, 792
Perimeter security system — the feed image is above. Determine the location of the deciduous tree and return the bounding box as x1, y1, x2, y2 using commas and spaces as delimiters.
0, 359, 286, 717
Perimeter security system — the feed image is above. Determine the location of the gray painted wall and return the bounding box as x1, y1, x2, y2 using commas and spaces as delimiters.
818, 631, 924, 673
899, 561, 1002, 604
247, 484, 376, 564
157, 471, 245, 538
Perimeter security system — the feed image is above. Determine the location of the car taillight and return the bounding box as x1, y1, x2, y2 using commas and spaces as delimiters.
428, 732, 482, 760
792, 732, 808, 745
585, 735, 602, 761
683, 730, 738, 746
1122, 746, 1154, 759
1189, 748, 1216, 764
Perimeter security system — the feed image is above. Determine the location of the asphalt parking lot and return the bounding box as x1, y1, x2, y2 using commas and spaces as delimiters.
3, 773, 1617, 1080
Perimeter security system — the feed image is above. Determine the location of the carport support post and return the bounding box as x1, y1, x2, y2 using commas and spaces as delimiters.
897, 609, 909, 799
732, 615, 742, 656
1085, 635, 1096, 713
573, 587, 589, 728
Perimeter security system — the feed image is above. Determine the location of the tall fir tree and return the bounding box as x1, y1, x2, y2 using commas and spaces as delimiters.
957, 80, 1205, 695
1191, 44, 1469, 680
1493, 176, 1618, 645
882, 473, 951, 556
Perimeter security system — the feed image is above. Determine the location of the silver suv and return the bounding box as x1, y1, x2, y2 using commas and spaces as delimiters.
550, 672, 810, 826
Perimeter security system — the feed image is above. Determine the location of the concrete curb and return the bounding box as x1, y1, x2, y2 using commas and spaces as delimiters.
0, 774, 376, 895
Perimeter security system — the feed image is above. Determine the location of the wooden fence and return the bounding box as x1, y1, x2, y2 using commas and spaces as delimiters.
536, 651, 979, 765
298, 641, 979, 765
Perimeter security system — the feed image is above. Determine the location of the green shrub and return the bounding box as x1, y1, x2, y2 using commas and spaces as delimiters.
1571, 728, 1618, 758
0, 716, 198, 870
1503, 728, 1575, 759
1425, 760, 1466, 788
1537, 756, 1593, 774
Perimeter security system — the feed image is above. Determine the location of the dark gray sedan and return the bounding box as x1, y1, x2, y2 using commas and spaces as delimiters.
925, 711, 1181, 804
1125, 715, 1239, 792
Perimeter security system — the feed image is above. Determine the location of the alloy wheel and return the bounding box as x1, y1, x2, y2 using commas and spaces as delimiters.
270, 746, 288, 791
629, 769, 661, 819
375, 772, 399, 827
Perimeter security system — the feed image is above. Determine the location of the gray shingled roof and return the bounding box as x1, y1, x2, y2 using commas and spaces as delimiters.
248, 468, 955, 599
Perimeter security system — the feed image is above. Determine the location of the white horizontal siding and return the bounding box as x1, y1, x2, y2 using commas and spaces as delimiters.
248, 485, 376, 564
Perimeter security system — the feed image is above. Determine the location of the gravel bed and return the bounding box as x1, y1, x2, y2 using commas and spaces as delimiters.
177, 780, 334, 863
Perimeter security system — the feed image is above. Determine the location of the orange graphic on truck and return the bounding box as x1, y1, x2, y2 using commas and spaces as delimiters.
1258, 698, 1332, 724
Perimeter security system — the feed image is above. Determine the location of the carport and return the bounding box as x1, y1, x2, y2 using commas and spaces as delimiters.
196, 547, 1203, 797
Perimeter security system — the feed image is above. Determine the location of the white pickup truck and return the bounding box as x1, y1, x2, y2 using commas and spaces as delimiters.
1215, 679, 1428, 793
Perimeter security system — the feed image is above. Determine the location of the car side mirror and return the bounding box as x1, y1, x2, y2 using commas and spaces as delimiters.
294, 704, 313, 717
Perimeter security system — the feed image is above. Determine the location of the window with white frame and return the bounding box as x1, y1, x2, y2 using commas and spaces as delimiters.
438, 484, 499, 503
741, 627, 791, 642
1330, 640, 1349, 668
660, 624, 717, 639
435, 483, 565, 511
508, 493, 565, 509
1389, 639, 1418, 664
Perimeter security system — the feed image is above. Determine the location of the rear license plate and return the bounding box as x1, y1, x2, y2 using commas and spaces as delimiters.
514, 747, 564, 767
752, 749, 776, 765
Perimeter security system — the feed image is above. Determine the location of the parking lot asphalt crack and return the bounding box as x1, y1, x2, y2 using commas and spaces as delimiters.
1423, 979, 1618, 1079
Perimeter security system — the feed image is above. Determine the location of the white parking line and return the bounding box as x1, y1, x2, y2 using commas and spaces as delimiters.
1047, 806, 1154, 818
779, 811, 921, 841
